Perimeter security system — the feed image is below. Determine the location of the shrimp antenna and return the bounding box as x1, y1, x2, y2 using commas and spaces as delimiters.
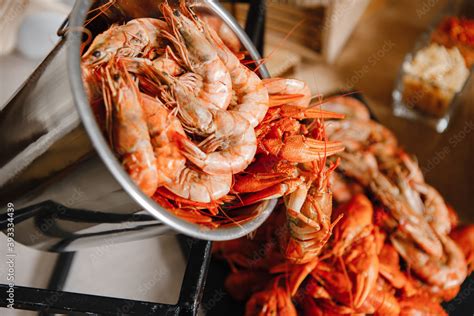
84, 0, 116, 28
310, 91, 362, 108
254, 19, 305, 73
218, 207, 245, 230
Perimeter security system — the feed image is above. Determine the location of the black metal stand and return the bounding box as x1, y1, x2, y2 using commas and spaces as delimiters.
226, 0, 266, 56
45, 252, 76, 293
244, 0, 266, 56
0, 237, 211, 315
39, 252, 76, 316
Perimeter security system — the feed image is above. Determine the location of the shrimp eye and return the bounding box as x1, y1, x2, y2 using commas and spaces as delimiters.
113, 74, 120, 81
92, 50, 102, 58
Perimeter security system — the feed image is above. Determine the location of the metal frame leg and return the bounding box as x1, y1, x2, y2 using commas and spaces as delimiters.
245, 0, 266, 56
39, 252, 76, 316
0, 238, 211, 315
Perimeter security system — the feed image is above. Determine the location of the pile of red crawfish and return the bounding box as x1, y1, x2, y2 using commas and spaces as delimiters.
214, 97, 474, 315
81, 2, 344, 229
80, 2, 473, 314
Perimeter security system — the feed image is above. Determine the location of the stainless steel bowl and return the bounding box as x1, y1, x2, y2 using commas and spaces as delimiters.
0, 0, 275, 251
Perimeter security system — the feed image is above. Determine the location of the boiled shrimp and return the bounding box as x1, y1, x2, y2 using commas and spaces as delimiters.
82, 66, 102, 104
320, 96, 370, 121
161, 4, 233, 110
198, 16, 269, 127
338, 151, 444, 259
157, 73, 258, 175
101, 60, 158, 196
165, 167, 232, 203
140, 93, 186, 186
326, 119, 398, 156
82, 18, 168, 66
412, 182, 452, 236
391, 233, 467, 289
399, 295, 447, 316
175, 2, 267, 125
178, 125, 257, 175
263, 78, 312, 108
120, 56, 183, 79
153, 56, 184, 77
450, 225, 474, 274
197, 13, 241, 53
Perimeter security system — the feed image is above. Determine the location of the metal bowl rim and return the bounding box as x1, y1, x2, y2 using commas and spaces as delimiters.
66, 0, 275, 241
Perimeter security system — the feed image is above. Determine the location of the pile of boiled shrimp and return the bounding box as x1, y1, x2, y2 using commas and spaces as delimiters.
81, 2, 344, 227
214, 97, 474, 315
